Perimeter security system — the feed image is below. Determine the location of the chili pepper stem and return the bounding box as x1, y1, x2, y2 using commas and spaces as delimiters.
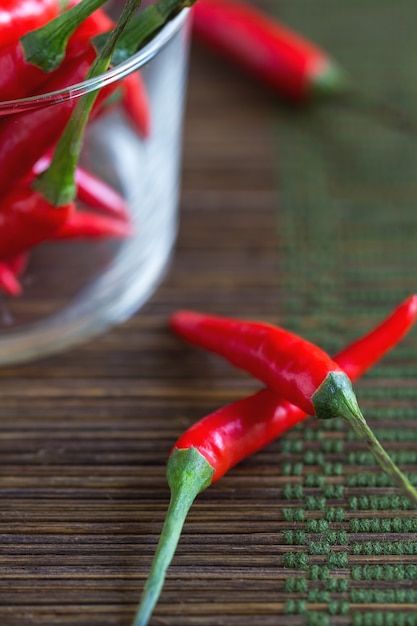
21, 0, 109, 72
34, 0, 143, 207
313, 371, 417, 507
132, 447, 214, 626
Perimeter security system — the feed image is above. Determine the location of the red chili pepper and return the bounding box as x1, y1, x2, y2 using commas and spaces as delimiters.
132, 295, 417, 626
0, 0, 60, 49
0, 0, 140, 279
191, 0, 347, 102
170, 307, 417, 507
0, 252, 28, 296
66, 4, 114, 55
32, 153, 130, 221
0, 2, 112, 102
0, 184, 74, 261
0, 46, 98, 196
75, 168, 131, 220
0, 36, 48, 100
170, 309, 355, 416
121, 71, 151, 138
51, 209, 133, 239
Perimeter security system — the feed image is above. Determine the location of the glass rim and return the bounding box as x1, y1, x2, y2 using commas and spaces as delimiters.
0, 7, 189, 115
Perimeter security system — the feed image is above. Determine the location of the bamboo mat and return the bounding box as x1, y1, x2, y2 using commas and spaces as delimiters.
1, 1, 417, 625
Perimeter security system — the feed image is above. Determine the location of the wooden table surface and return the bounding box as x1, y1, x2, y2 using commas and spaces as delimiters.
1, 11, 417, 626
0, 34, 285, 626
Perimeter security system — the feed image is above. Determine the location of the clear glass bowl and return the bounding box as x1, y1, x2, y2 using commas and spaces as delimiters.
0, 8, 191, 364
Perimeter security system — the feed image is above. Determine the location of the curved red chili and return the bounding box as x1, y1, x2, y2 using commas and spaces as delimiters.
0, 46, 98, 196
171, 308, 417, 507
171, 309, 348, 416
192, 0, 347, 102
176, 294, 417, 481
121, 71, 151, 138
132, 295, 417, 626
0, 2, 112, 102
0, 184, 74, 261
0, 0, 60, 49
32, 153, 130, 221
51, 209, 133, 240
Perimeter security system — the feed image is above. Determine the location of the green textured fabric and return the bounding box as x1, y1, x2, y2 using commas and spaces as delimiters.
272, 0, 417, 623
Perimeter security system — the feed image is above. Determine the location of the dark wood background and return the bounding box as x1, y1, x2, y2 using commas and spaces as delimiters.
1, 12, 417, 626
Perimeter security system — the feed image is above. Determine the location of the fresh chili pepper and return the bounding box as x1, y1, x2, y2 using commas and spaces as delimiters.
132, 295, 417, 626
170, 309, 417, 506
75, 168, 131, 220
191, 0, 347, 102
51, 209, 134, 239
0, 47, 96, 196
0, 183, 74, 261
0, 0, 113, 102
32, 0, 144, 207
32, 153, 131, 221
68, 8, 151, 138
121, 71, 151, 138
0, 42, 123, 196
0, 0, 184, 191
0, 0, 142, 262
0, 252, 28, 297
20, 0, 108, 72
0, 0, 60, 50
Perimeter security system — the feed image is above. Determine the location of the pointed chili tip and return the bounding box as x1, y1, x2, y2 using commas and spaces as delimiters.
130, 447, 214, 626
406, 293, 417, 315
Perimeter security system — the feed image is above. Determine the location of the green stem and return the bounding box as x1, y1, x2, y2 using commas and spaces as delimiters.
131, 447, 214, 626
313, 371, 417, 507
21, 0, 109, 72
34, 0, 143, 206
94, 0, 197, 66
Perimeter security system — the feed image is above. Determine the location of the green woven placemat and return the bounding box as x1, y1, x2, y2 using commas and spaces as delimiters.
271, 1, 417, 624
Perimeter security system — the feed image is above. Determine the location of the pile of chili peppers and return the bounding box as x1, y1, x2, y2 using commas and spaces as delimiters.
0, 0, 197, 297
132, 295, 417, 626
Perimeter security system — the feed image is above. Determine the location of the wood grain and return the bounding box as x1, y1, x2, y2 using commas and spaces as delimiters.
0, 36, 284, 626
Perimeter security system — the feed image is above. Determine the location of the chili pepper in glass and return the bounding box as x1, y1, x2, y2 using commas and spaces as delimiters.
170, 307, 417, 506
0, 0, 110, 101
0, 0, 193, 196
0, 0, 143, 263
0, 0, 61, 49
132, 294, 417, 626
51, 210, 134, 240
0, 253, 28, 297
31, 153, 131, 222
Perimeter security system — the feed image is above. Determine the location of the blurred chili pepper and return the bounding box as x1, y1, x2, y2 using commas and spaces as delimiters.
32, 153, 131, 221
0, 1, 111, 101
0, 0, 141, 264
68, 7, 151, 136
0, 184, 74, 261
121, 71, 151, 137
75, 168, 131, 220
0, 252, 28, 296
0, 0, 60, 50
0, 44, 117, 197
192, 0, 347, 102
52, 210, 133, 239
132, 295, 417, 626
